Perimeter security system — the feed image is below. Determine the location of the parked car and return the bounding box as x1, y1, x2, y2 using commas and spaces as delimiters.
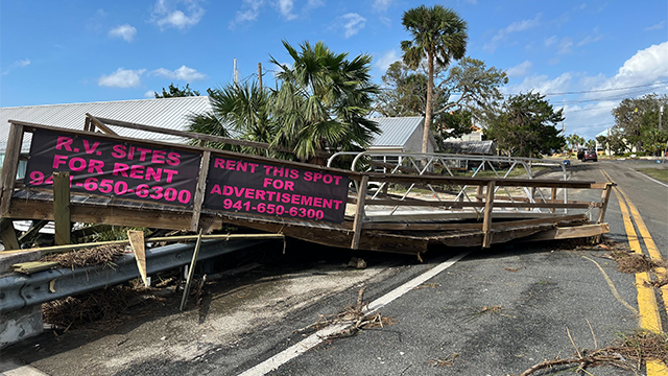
582, 149, 598, 162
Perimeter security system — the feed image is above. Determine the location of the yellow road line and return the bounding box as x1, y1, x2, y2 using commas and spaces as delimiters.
600, 169, 668, 375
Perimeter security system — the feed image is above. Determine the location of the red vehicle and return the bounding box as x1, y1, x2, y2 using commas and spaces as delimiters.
582, 150, 598, 162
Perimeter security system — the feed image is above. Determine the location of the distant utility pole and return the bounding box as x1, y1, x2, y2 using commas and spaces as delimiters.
660, 104, 664, 131
258, 62, 263, 91
234, 58, 239, 89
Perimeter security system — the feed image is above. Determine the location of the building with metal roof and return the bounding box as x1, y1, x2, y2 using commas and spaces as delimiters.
0, 96, 213, 154
367, 116, 436, 153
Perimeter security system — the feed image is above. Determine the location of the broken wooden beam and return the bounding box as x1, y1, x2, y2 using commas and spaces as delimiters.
52, 171, 71, 246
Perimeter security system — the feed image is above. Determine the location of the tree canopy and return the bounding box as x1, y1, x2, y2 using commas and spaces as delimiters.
610, 94, 668, 155
401, 5, 468, 153
187, 40, 379, 163
154, 83, 201, 98
484, 92, 565, 158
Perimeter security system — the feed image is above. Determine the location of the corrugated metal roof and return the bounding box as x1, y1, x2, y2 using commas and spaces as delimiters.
440, 140, 496, 155
0, 96, 212, 152
368, 116, 424, 147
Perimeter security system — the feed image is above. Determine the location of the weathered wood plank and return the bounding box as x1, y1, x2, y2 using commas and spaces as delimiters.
190, 151, 211, 231
0, 218, 20, 250
351, 175, 368, 249
53, 172, 71, 245
128, 230, 148, 287
0, 123, 24, 216
85, 114, 118, 136
596, 183, 613, 224
522, 223, 610, 241
17, 219, 49, 243
482, 181, 495, 248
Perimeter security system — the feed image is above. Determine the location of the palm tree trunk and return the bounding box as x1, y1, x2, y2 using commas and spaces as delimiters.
423, 52, 434, 154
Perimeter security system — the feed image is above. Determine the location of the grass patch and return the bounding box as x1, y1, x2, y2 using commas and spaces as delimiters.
637, 168, 668, 183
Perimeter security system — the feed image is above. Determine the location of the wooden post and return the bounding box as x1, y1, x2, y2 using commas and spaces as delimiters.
53, 171, 71, 246
128, 230, 148, 287
258, 62, 263, 91
550, 187, 558, 213
180, 229, 203, 311
482, 181, 496, 248
351, 175, 369, 250
85, 114, 118, 135
596, 183, 613, 224
0, 123, 24, 216
476, 185, 484, 203
0, 218, 20, 250
190, 151, 211, 231
84, 117, 92, 132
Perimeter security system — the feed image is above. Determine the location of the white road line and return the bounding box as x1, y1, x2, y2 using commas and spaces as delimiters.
237, 251, 470, 376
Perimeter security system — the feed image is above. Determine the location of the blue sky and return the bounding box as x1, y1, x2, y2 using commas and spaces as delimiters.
1, 0, 667, 140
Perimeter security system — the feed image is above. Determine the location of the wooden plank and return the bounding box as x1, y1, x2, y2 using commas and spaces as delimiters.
52, 172, 71, 245
94, 116, 332, 159
364, 198, 594, 209
180, 229, 203, 311
17, 219, 49, 243
476, 185, 484, 203
362, 213, 589, 231
0, 123, 24, 216
523, 223, 610, 242
85, 113, 118, 136
11, 261, 61, 275
550, 187, 557, 213
190, 151, 211, 231
127, 230, 148, 287
482, 181, 495, 248
0, 218, 20, 250
596, 183, 613, 224
350, 175, 368, 250
84, 117, 92, 132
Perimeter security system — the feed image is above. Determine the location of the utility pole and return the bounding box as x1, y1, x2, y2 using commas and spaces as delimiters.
258, 62, 263, 91
234, 58, 238, 89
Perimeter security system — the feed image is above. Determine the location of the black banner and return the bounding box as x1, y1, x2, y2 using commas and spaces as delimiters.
25, 129, 201, 206
203, 156, 349, 223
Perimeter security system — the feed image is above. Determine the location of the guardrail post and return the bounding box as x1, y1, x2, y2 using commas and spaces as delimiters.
53, 171, 71, 245
0, 218, 19, 250
482, 181, 496, 248
351, 175, 368, 250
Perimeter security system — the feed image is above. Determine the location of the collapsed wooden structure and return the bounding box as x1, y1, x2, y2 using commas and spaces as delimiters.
0, 116, 613, 258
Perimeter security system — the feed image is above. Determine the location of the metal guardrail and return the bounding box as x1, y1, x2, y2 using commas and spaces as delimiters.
327, 151, 570, 214
0, 238, 270, 313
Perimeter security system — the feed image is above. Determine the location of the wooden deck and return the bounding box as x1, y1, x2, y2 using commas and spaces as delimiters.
0, 119, 614, 258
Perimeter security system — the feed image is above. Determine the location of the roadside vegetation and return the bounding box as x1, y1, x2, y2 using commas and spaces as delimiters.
637, 167, 668, 183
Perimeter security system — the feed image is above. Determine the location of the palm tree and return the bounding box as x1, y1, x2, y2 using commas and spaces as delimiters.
187, 82, 277, 156
270, 40, 380, 163
401, 5, 468, 154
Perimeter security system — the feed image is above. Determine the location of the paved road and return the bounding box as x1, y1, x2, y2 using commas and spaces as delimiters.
2, 160, 667, 376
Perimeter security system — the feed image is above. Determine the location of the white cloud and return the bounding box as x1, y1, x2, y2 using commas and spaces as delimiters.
109, 24, 137, 42
577, 28, 602, 47
544, 36, 557, 47
588, 41, 668, 95
374, 50, 400, 72
151, 0, 205, 30
372, 0, 394, 12
277, 0, 297, 20
506, 60, 532, 78
98, 68, 146, 88
230, 0, 264, 29
152, 65, 206, 81
336, 13, 366, 38
13, 59, 31, 68
558, 37, 573, 54
646, 21, 665, 31
504, 72, 573, 95
484, 14, 542, 53
145, 90, 157, 98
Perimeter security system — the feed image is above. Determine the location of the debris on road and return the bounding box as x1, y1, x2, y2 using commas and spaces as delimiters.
427, 353, 460, 367
41, 244, 126, 269
611, 250, 664, 274
519, 330, 668, 376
